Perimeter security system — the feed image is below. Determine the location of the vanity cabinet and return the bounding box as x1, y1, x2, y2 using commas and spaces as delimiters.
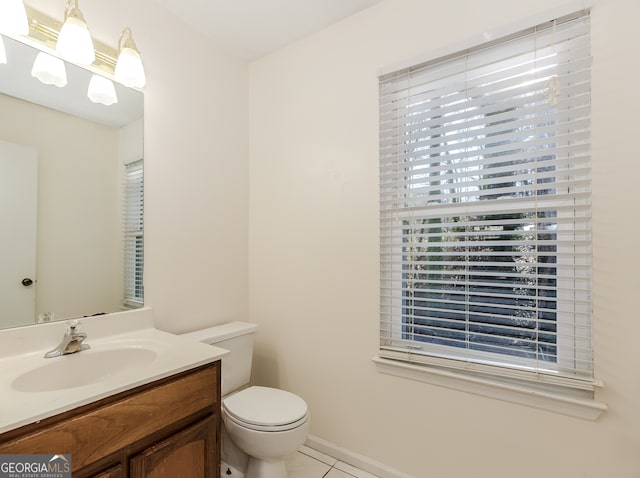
0, 362, 220, 478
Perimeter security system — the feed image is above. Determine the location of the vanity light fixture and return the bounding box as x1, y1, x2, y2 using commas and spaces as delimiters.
87, 73, 118, 106
0, 0, 29, 36
114, 27, 146, 88
31, 51, 68, 87
9, 4, 148, 107
56, 0, 95, 65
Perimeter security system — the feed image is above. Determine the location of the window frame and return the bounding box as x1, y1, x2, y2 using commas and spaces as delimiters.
375, 9, 605, 419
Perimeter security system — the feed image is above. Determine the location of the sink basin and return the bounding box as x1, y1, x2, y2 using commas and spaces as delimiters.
12, 347, 158, 393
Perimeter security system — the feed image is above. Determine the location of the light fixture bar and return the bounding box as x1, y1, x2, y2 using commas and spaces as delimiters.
25, 5, 117, 72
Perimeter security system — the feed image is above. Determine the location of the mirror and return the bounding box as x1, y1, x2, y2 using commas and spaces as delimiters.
0, 34, 144, 330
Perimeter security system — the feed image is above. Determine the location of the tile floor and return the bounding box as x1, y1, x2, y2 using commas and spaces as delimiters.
285, 445, 379, 478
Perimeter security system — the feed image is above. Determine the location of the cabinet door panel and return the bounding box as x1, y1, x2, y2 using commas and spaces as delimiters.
130, 417, 217, 478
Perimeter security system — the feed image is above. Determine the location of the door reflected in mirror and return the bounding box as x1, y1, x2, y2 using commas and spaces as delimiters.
0, 34, 144, 330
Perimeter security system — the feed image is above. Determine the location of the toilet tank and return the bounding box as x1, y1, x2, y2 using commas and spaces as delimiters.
181, 321, 258, 396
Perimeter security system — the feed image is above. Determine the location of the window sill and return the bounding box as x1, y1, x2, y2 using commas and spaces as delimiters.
372, 356, 607, 421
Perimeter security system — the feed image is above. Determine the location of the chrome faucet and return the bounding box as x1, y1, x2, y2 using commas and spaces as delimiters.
44, 320, 90, 358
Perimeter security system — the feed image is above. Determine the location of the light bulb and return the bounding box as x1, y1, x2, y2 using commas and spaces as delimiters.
0, 0, 29, 36
0, 36, 7, 65
56, 7, 95, 65
31, 52, 67, 87
114, 46, 146, 88
87, 74, 118, 106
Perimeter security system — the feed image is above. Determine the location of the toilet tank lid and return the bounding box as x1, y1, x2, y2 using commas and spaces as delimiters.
181, 321, 258, 344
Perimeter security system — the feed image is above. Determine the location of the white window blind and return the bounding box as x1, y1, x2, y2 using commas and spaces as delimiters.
379, 12, 592, 387
123, 159, 143, 308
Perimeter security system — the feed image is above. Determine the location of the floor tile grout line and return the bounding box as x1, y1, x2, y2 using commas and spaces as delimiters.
294, 448, 376, 478
321, 462, 361, 478
297, 448, 337, 469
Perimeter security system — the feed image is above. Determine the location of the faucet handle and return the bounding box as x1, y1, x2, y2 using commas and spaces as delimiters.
66, 319, 80, 333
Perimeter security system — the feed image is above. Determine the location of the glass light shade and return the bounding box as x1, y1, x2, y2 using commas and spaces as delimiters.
114, 47, 146, 88
87, 74, 118, 106
56, 16, 95, 65
0, 36, 7, 65
31, 52, 67, 87
0, 0, 29, 36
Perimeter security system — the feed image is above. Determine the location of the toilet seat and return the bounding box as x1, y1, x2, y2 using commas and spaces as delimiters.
223, 386, 309, 432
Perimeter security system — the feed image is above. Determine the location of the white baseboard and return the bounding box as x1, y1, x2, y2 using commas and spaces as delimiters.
304, 435, 415, 478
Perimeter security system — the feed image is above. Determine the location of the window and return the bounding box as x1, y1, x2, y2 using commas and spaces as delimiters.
123, 159, 144, 308
378, 12, 594, 396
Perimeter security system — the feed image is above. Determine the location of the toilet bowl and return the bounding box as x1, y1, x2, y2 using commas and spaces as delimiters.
181, 322, 310, 478
222, 386, 310, 478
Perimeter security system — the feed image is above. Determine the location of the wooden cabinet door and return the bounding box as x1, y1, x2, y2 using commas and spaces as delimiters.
130, 417, 217, 478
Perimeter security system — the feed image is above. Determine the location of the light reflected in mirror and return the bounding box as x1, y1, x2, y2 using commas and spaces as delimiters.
0, 34, 144, 330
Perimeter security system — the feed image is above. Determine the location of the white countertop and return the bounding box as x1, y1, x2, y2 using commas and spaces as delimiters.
0, 308, 227, 434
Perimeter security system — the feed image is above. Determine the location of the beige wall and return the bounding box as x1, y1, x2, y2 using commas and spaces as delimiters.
0, 94, 121, 320
13, 0, 640, 476
249, 0, 640, 476
25, 0, 251, 332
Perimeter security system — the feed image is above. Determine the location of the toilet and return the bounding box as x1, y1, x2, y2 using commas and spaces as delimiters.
182, 322, 310, 478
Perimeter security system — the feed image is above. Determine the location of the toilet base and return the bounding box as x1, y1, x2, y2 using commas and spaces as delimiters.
245, 457, 288, 478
